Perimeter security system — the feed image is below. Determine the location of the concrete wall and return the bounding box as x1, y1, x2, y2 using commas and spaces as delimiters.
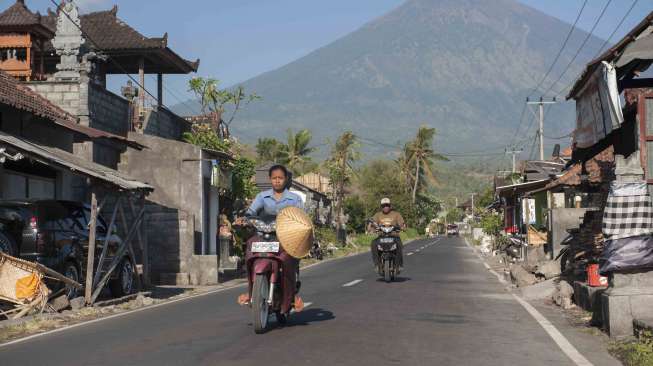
0, 106, 74, 151
143, 107, 190, 141
24, 80, 126, 170
548, 208, 588, 259
25, 81, 80, 117
118, 132, 209, 284
88, 84, 129, 136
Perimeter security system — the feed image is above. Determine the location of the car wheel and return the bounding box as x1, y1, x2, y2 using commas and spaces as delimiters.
110, 258, 135, 298
0, 231, 16, 256
63, 262, 80, 299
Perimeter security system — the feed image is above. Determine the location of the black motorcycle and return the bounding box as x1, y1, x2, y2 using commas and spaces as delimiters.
369, 221, 401, 282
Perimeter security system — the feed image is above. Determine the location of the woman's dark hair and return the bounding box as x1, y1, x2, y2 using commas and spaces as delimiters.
268, 164, 289, 178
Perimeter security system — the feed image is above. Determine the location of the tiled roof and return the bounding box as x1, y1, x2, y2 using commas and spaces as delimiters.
544, 146, 614, 189
0, 69, 75, 124
0, 70, 144, 149
0, 0, 40, 26
41, 6, 199, 72
42, 6, 163, 50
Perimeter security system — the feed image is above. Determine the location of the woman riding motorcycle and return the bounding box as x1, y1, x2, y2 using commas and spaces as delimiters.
236, 164, 305, 312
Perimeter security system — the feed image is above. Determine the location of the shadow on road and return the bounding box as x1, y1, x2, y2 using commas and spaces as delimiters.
375, 277, 411, 283
274, 308, 335, 330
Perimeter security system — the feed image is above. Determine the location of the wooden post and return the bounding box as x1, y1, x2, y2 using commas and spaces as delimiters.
138, 57, 145, 114
119, 204, 143, 291
157, 73, 163, 108
92, 195, 121, 288
84, 192, 98, 304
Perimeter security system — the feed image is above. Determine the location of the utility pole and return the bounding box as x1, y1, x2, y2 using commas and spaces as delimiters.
471, 192, 476, 221
505, 149, 523, 173
527, 97, 556, 161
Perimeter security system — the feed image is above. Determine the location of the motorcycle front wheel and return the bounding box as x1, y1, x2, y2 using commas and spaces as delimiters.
384, 259, 391, 283
252, 274, 270, 334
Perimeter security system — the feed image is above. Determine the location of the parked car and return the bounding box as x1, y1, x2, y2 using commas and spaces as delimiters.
446, 224, 459, 236
0, 200, 135, 298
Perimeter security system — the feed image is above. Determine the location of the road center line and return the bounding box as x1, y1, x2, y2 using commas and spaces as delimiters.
342, 279, 363, 287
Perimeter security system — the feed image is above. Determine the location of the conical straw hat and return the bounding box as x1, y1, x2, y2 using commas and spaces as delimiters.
276, 206, 314, 259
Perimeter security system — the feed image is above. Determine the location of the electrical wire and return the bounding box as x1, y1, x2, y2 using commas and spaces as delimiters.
508, 100, 528, 149
592, 0, 639, 59
542, 0, 613, 97
527, 0, 588, 97
51, 0, 186, 113
555, 0, 640, 97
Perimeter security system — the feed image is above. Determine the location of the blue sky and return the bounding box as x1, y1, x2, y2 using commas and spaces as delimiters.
16, 0, 653, 109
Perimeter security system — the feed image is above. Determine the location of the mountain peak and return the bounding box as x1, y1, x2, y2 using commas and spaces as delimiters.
174, 0, 603, 157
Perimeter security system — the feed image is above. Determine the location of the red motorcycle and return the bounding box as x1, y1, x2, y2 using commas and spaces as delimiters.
243, 217, 299, 334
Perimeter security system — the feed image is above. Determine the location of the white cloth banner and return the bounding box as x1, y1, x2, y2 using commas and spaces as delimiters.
573, 62, 624, 149
521, 198, 536, 225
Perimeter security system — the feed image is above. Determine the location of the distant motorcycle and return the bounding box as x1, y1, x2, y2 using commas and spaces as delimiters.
243, 216, 298, 334
369, 220, 401, 282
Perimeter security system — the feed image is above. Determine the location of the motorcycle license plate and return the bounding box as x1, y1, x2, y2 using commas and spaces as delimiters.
252, 241, 280, 253
380, 238, 395, 243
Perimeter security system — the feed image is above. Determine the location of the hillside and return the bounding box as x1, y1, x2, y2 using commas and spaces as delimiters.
173, 0, 604, 157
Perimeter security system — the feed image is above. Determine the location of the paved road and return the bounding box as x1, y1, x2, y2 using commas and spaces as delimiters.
1, 236, 619, 365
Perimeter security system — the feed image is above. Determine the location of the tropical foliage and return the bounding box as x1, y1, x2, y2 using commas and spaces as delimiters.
278, 129, 316, 175
326, 131, 360, 233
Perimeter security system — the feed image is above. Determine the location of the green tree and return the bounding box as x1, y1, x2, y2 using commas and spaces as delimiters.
344, 196, 367, 233
406, 126, 448, 204
188, 77, 260, 137
446, 208, 463, 224
256, 137, 283, 163
278, 129, 316, 175
231, 157, 258, 200
326, 131, 359, 235
182, 124, 231, 153
357, 160, 416, 227
476, 187, 495, 210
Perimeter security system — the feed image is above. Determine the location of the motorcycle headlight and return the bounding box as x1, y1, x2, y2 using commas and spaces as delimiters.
253, 220, 275, 233
382, 227, 393, 234
390, 244, 397, 250
377, 245, 383, 250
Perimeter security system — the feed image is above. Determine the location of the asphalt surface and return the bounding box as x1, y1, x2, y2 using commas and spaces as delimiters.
1, 236, 620, 366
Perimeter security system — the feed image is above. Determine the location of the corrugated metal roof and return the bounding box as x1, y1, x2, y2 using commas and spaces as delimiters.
0, 131, 152, 192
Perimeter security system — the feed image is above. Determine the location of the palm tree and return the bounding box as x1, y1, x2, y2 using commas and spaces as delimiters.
256, 137, 282, 163
278, 129, 316, 175
406, 126, 448, 204
395, 143, 415, 194
326, 131, 359, 239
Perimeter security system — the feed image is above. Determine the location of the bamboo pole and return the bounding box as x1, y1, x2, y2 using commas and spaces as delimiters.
84, 192, 98, 305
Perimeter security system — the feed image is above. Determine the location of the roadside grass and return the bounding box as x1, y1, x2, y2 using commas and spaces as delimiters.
0, 318, 63, 342
609, 333, 653, 366
301, 227, 421, 268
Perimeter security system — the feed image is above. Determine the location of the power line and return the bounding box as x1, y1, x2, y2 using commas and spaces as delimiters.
527, 0, 588, 97
542, 0, 613, 97
51, 0, 188, 114
508, 100, 528, 149
593, 0, 639, 58
555, 0, 639, 97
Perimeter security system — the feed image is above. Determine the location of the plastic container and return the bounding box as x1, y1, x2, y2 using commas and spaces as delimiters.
587, 263, 608, 287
